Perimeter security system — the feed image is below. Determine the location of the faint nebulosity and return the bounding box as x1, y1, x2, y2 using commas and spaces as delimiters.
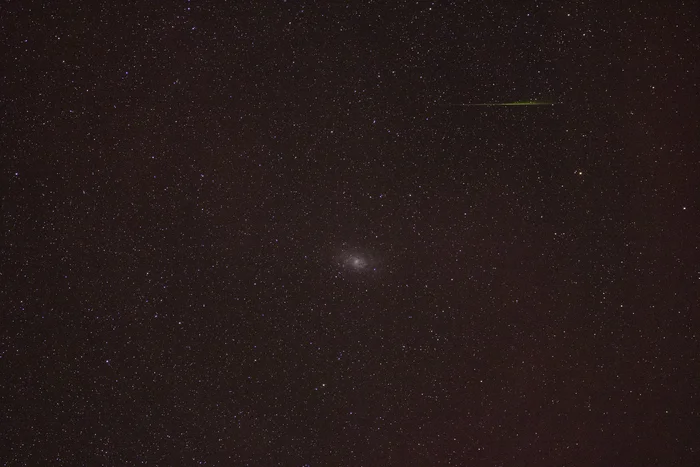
1, 1, 698, 466
336, 248, 378, 276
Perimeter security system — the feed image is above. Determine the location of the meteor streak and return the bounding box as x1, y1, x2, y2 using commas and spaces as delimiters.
449, 100, 559, 107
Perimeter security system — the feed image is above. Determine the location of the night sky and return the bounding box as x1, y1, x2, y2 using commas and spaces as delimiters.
2, 1, 699, 466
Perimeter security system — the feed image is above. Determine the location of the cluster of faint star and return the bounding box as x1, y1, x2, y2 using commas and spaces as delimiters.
345, 254, 368, 271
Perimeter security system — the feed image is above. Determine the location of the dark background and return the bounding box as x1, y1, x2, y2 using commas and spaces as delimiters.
1, 1, 698, 465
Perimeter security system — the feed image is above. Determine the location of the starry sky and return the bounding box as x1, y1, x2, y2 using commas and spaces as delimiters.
2, 1, 699, 465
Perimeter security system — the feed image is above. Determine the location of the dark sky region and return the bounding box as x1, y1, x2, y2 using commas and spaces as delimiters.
1, 1, 698, 466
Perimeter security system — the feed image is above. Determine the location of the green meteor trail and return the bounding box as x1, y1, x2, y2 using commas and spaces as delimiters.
456, 100, 558, 106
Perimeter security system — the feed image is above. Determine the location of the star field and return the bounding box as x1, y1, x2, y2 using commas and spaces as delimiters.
1, 1, 698, 466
